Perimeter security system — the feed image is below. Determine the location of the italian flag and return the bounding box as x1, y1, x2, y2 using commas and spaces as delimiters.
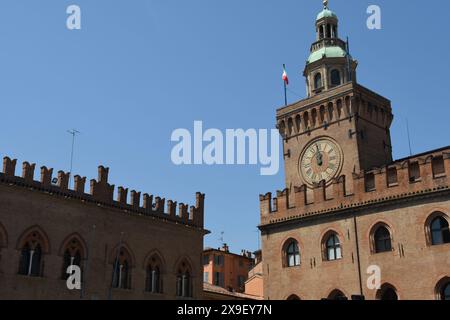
282, 64, 289, 85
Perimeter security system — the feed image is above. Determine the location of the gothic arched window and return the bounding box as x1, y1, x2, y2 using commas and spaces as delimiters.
285, 240, 300, 267
18, 230, 47, 277
112, 248, 132, 290
430, 216, 450, 245
331, 69, 341, 86
176, 260, 193, 298
61, 237, 85, 280
314, 73, 323, 90
325, 234, 342, 261
146, 254, 163, 294
374, 226, 392, 253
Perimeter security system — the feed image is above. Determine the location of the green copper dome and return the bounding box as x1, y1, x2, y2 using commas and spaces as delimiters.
317, 8, 337, 21
307, 46, 348, 64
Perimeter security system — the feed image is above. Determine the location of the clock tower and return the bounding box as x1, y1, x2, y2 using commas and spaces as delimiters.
277, 0, 393, 194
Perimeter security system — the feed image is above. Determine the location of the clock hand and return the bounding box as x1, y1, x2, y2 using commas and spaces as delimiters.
315, 144, 323, 166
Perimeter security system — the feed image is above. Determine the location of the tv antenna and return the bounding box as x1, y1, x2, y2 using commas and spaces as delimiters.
218, 231, 225, 245
67, 129, 80, 187
406, 119, 412, 156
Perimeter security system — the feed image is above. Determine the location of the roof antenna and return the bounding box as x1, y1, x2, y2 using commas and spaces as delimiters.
67, 129, 80, 188
406, 118, 413, 156
346, 37, 352, 82
218, 231, 225, 246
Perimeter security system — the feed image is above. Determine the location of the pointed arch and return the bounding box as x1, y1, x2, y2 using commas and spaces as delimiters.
16, 225, 50, 253
144, 250, 165, 294
175, 256, 194, 298
108, 242, 136, 267
58, 233, 87, 257
59, 233, 88, 280
376, 283, 399, 300
328, 289, 347, 300
110, 243, 134, 290
16, 225, 50, 277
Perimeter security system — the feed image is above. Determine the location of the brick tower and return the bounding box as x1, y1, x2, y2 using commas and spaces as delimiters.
278, 0, 393, 195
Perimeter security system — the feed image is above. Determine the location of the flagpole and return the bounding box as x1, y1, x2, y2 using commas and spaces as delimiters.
283, 64, 288, 106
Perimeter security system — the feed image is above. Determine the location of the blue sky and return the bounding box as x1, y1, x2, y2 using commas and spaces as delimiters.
0, 0, 448, 253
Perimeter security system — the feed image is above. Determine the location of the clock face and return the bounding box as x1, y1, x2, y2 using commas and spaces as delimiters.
299, 137, 343, 186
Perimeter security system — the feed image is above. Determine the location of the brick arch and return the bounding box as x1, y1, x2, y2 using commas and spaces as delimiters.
367, 220, 395, 254
376, 283, 400, 300
286, 294, 301, 300
143, 249, 166, 272
319, 229, 344, 261
327, 288, 348, 300
16, 225, 50, 254
0, 222, 8, 248
173, 256, 195, 276
280, 237, 302, 268
434, 276, 450, 300
108, 242, 136, 268
424, 211, 449, 246
58, 232, 88, 258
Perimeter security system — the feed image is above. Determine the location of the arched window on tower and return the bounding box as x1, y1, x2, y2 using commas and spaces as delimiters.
373, 226, 392, 253
314, 73, 323, 90
325, 233, 342, 261
430, 216, 450, 245
331, 69, 341, 86
284, 240, 301, 267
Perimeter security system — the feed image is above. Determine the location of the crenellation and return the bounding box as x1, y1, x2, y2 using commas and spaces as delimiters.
294, 185, 308, 207
0, 155, 205, 228
332, 175, 346, 200
167, 200, 177, 217
179, 203, 189, 222
130, 190, 140, 208
117, 187, 128, 205
312, 180, 327, 203
260, 148, 450, 225
73, 175, 86, 193
22, 162, 35, 183
155, 197, 165, 214
276, 189, 289, 211
142, 193, 153, 212
57, 170, 70, 191
2, 157, 17, 177
40, 166, 53, 187
90, 166, 114, 203
259, 192, 272, 216
444, 152, 450, 174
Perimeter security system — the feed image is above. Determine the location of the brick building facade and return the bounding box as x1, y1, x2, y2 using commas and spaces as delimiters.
0, 157, 206, 300
203, 244, 254, 293
259, 2, 450, 300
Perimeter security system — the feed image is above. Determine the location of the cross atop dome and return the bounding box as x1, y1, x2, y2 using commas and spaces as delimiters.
323, 0, 329, 9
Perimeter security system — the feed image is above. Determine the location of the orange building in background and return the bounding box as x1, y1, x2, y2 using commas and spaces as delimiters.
203, 244, 254, 293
